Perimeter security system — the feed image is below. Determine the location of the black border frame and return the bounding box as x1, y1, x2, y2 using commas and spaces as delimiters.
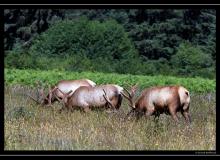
1, 3, 219, 156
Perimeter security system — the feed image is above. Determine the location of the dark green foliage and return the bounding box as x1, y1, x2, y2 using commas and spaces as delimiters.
171, 42, 215, 78
4, 9, 64, 50
7, 18, 143, 75
4, 9, 216, 79
30, 18, 137, 60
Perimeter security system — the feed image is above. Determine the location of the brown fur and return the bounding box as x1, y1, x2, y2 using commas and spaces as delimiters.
40, 79, 96, 106
126, 85, 191, 124
61, 84, 123, 112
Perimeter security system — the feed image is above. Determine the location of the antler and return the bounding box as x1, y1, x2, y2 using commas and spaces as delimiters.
121, 84, 138, 109
27, 93, 41, 104
37, 81, 47, 100
35, 81, 40, 101
27, 81, 44, 104
55, 87, 73, 107
28, 82, 54, 105
54, 94, 64, 106
45, 85, 60, 106
103, 89, 114, 109
121, 88, 132, 100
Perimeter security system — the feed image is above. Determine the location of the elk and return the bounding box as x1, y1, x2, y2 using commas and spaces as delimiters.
27, 79, 96, 106
58, 84, 124, 112
122, 85, 191, 124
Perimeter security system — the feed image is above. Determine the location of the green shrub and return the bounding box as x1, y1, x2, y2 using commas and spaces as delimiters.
5, 17, 141, 74
5, 18, 215, 79
171, 42, 214, 78
30, 17, 138, 60
5, 51, 34, 69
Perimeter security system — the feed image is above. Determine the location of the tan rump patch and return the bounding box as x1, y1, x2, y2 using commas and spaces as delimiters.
178, 87, 190, 105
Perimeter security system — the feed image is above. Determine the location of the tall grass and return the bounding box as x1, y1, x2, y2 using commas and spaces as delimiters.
4, 85, 216, 150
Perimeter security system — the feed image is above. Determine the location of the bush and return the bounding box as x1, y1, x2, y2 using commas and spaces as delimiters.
171, 42, 215, 78
5, 50, 34, 69
6, 17, 141, 74
30, 17, 138, 60
5, 18, 215, 79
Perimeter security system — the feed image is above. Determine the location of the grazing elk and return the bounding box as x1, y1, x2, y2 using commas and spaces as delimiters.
122, 85, 191, 124
57, 84, 124, 112
27, 79, 96, 106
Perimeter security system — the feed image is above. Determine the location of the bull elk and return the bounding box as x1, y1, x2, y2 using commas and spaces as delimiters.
57, 84, 124, 112
27, 79, 96, 106
123, 85, 191, 124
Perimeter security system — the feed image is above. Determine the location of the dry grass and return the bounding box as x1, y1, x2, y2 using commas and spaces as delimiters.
4, 85, 216, 150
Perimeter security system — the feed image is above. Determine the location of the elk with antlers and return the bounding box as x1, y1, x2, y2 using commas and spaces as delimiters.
122, 85, 191, 124
57, 84, 124, 112
27, 79, 96, 106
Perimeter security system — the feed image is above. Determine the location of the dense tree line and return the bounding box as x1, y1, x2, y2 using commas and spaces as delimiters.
4, 9, 216, 78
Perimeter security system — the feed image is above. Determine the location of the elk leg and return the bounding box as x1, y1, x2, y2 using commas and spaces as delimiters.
105, 107, 112, 113
181, 110, 191, 124
66, 103, 74, 112
171, 114, 179, 123
59, 107, 65, 113
135, 111, 143, 120
59, 104, 69, 113
145, 107, 154, 118
115, 94, 122, 110
168, 103, 180, 123
59, 101, 71, 113
182, 103, 191, 124
169, 109, 179, 123
70, 107, 74, 112
154, 112, 160, 122
83, 106, 91, 113
144, 111, 153, 119
47, 91, 52, 106
110, 97, 120, 112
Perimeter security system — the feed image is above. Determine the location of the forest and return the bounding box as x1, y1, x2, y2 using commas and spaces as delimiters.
4, 9, 216, 78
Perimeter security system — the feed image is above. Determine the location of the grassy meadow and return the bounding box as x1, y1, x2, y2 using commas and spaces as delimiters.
4, 69, 216, 150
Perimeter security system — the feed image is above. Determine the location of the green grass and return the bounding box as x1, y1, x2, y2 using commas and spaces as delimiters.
5, 68, 216, 93
4, 85, 216, 150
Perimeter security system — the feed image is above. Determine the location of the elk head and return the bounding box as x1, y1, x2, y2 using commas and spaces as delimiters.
27, 81, 58, 106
